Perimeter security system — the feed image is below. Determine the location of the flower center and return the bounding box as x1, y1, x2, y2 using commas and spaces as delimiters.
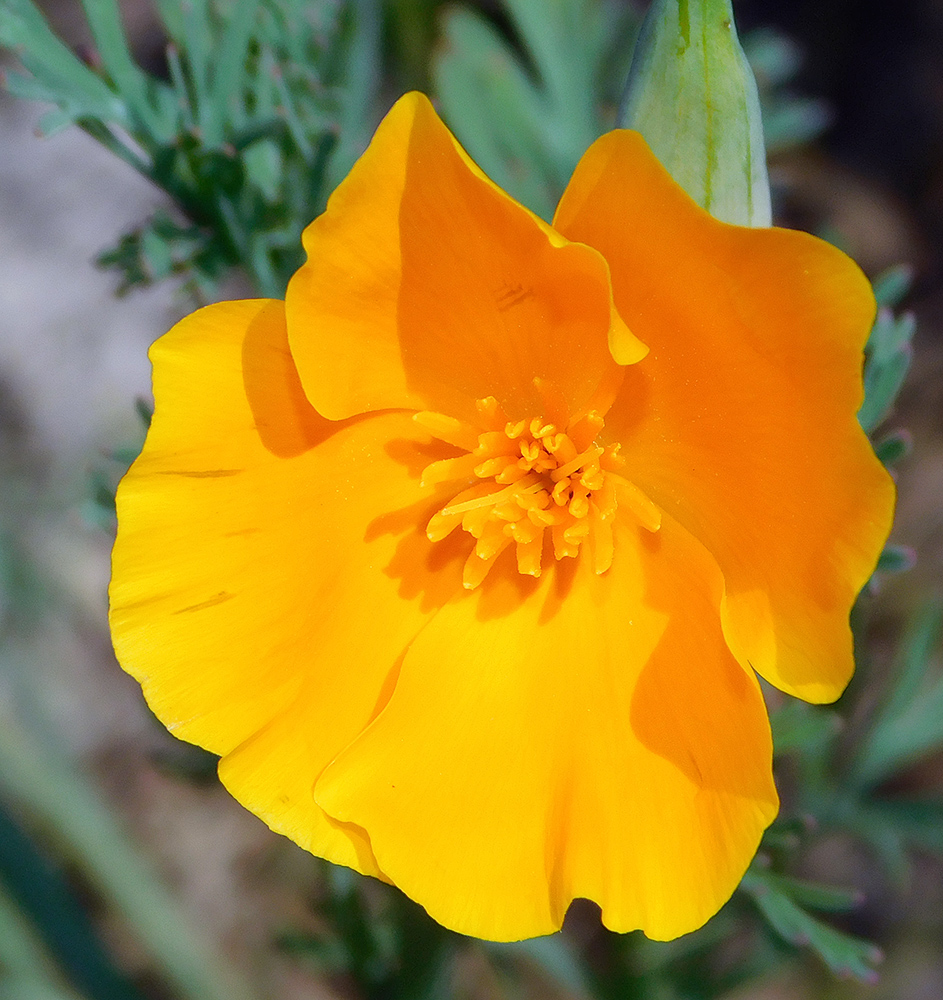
415, 394, 661, 590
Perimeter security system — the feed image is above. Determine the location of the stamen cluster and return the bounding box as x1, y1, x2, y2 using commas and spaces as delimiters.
415, 395, 660, 590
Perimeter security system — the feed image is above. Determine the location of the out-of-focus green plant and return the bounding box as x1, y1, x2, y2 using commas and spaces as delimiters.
860, 265, 916, 436
743, 26, 831, 154
431, 4, 832, 224
433, 0, 639, 221
2, 2, 941, 999
0, 0, 382, 298
0, 697, 266, 1000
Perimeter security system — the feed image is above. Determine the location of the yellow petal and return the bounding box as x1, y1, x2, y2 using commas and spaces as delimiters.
555, 130, 895, 703
110, 299, 465, 874
314, 517, 777, 942
286, 92, 638, 425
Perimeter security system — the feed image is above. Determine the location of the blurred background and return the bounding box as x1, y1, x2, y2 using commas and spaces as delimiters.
0, 1, 941, 998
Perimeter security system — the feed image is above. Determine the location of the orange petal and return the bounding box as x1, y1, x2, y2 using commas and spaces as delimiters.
285, 92, 640, 425
109, 299, 465, 875
313, 517, 777, 942
554, 131, 895, 703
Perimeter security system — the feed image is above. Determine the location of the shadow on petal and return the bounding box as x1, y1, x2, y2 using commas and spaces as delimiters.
368, 501, 467, 613
599, 364, 654, 447
242, 301, 353, 458
537, 556, 580, 625
630, 521, 775, 802
384, 433, 460, 479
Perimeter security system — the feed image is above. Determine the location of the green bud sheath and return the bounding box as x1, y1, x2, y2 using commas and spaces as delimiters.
620, 0, 772, 227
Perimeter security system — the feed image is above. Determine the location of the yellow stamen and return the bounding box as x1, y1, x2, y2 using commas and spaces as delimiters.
545, 432, 577, 463
475, 457, 511, 478
516, 535, 544, 577
420, 454, 480, 488
462, 504, 494, 539
551, 445, 604, 482
413, 411, 479, 450
612, 475, 662, 532
463, 546, 507, 590
551, 521, 580, 560
569, 491, 590, 520
442, 476, 542, 516
495, 464, 531, 485
419, 395, 661, 588
475, 520, 509, 560
591, 501, 615, 575
476, 396, 508, 428
569, 411, 604, 450
530, 418, 555, 439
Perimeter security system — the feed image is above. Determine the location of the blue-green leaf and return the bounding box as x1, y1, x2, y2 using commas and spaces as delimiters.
855, 604, 943, 788
874, 430, 912, 468
871, 264, 913, 309
742, 869, 882, 982
859, 309, 914, 432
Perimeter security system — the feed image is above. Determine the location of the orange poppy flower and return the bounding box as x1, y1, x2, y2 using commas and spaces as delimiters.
109, 92, 894, 942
